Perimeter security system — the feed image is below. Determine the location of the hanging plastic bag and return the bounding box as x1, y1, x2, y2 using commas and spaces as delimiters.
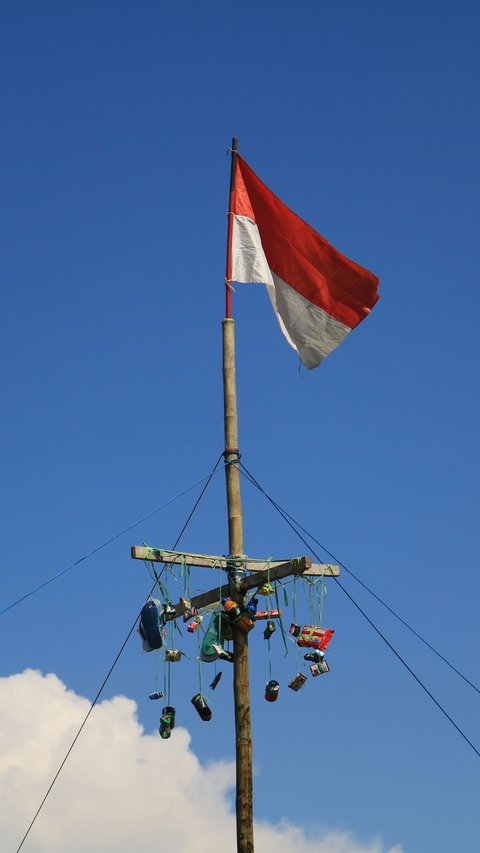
139, 599, 164, 652
200, 611, 228, 662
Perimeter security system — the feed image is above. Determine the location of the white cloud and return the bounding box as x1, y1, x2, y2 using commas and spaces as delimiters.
0, 670, 402, 853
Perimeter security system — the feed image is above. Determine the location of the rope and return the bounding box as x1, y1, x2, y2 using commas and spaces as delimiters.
238, 462, 480, 762
14, 452, 224, 853
197, 627, 204, 694
238, 462, 480, 697
2, 461, 227, 618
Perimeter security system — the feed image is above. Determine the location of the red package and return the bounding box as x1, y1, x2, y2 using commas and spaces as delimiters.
296, 625, 334, 651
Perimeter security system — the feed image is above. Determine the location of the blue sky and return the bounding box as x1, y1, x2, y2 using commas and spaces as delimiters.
1, 2, 480, 852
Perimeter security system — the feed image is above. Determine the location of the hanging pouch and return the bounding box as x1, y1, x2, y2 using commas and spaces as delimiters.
139, 599, 164, 651
200, 611, 228, 662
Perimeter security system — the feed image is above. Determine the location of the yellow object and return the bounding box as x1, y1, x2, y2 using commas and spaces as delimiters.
258, 582, 275, 596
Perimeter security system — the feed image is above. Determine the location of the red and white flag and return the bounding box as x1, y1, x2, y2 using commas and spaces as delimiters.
230, 155, 379, 369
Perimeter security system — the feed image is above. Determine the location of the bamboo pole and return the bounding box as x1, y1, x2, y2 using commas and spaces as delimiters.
222, 316, 253, 853
223, 135, 254, 853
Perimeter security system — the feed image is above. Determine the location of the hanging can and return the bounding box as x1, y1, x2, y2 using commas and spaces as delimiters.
222, 597, 241, 620
159, 714, 172, 739
165, 649, 182, 662
191, 693, 212, 721
162, 706, 176, 728
263, 620, 276, 640
149, 691, 164, 700
288, 672, 307, 692
162, 603, 177, 623
187, 615, 203, 633
289, 623, 301, 637
237, 613, 254, 633
265, 680, 280, 702
304, 650, 325, 663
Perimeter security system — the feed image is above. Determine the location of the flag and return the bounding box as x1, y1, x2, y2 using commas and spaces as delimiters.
230, 155, 379, 369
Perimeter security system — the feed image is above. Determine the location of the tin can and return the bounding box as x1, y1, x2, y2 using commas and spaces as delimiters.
191, 693, 212, 721
265, 679, 280, 702
162, 706, 176, 728
162, 603, 177, 623
263, 620, 276, 640
237, 614, 254, 633
149, 691, 164, 700
288, 672, 307, 692
304, 650, 325, 663
222, 597, 241, 620
289, 623, 301, 637
159, 715, 172, 739
164, 649, 182, 662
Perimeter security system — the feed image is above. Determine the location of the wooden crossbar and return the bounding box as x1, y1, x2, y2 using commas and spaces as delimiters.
131, 546, 340, 577
168, 558, 309, 619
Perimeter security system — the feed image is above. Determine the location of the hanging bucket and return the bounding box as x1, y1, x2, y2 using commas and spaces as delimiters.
191, 693, 212, 721
265, 680, 280, 702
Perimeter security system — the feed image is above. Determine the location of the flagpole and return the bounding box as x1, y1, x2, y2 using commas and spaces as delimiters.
223, 136, 254, 853
225, 136, 238, 319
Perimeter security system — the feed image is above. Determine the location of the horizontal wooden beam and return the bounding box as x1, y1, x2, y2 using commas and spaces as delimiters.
172, 559, 310, 620
131, 546, 339, 577
239, 557, 310, 592
173, 584, 230, 619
